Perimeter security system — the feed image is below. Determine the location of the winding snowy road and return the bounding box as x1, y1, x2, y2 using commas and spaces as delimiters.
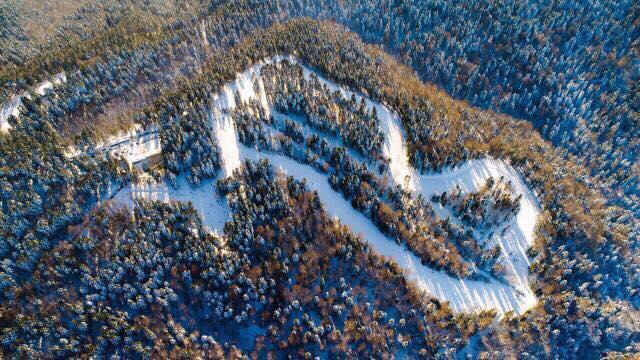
102, 56, 540, 315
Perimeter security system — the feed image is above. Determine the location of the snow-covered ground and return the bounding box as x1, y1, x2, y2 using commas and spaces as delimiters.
240, 147, 537, 315
101, 55, 539, 315
415, 160, 539, 314
111, 175, 229, 236
1, 72, 66, 133
93, 127, 161, 165
208, 65, 264, 176
0, 96, 21, 133
34, 72, 67, 96
293, 57, 538, 314
66, 124, 161, 164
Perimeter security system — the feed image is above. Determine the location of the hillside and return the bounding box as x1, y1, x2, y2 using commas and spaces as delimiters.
0, 4, 638, 359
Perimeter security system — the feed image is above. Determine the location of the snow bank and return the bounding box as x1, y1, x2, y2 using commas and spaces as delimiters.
0, 72, 66, 133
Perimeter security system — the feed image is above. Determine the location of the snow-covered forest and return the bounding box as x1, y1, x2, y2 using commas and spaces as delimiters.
0, 2, 637, 359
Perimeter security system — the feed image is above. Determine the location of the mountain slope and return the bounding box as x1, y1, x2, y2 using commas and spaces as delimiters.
0, 10, 637, 360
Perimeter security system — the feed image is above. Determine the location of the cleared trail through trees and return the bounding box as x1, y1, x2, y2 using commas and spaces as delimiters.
104, 56, 539, 315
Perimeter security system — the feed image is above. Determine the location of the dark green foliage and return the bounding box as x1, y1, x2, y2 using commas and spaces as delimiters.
0, 160, 485, 358
0, 115, 131, 300
0, 5, 637, 358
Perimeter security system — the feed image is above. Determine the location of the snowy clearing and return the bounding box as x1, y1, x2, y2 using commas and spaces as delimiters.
111, 175, 229, 237
0, 72, 66, 133
66, 124, 161, 164
0, 96, 21, 133
102, 55, 540, 315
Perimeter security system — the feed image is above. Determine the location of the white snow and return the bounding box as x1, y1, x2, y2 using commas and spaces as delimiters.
296, 62, 419, 191
205, 55, 418, 187
0, 96, 22, 133
378, 108, 419, 191
240, 147, 538, 315
0, 72, 66, 133
93, 55, 540, 315
289, 57, 539, 314
212, 111, 242, 177
206, 55, 302, 175
66, 124, 161, 165
200, 20, 209, 48
111, 175, 229, 236
208, 63, 266, 176
416, 159, 540, 314
100, 128, 161, 165
35, 72, 66, 96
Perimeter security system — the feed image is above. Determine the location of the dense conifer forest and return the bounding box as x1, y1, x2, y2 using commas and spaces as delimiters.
0, 1, 638, 358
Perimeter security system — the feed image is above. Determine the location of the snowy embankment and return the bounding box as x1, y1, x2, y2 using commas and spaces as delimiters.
103, 56, 539, 315
1, 73, 66, 133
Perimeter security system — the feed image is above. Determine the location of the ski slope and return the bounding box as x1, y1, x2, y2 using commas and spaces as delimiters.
240, 147, 537, 315
416, 159, 540, 312
105, 56, 540, 315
